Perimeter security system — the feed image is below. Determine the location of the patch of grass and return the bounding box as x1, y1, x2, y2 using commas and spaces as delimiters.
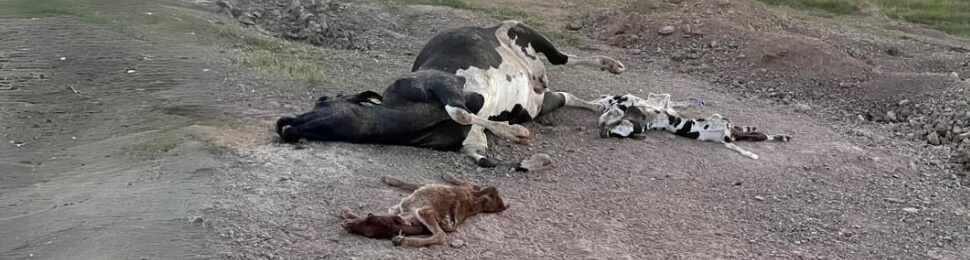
124, 127, 230, 159
0, 0, 331, 83
0, 0, 78, 18
378, 0, 588, 48
758, 0, 970, 38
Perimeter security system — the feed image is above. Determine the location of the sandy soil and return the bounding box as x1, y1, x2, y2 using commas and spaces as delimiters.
2, 0, 969, 259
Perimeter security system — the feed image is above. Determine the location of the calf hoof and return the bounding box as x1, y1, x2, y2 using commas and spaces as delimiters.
630, 134, 647, 140
391, 235, 405, 246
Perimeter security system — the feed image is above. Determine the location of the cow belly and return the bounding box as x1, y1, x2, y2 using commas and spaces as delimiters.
456, 67, 543, 123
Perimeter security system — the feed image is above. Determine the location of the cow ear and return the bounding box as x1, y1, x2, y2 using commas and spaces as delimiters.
356, 91, 382, 101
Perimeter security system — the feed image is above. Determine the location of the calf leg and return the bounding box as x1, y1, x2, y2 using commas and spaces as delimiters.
731, 127, 792, 142
392, 208, 448, 247
441, 173, 480, 190
723, 142, 759, 160
383, 176, 423, 191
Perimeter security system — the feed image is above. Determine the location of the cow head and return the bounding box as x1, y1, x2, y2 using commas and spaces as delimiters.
315, 90, 383, 108
277, 90, 385, 143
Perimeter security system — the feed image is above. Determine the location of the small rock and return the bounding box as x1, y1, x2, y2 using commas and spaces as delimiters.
670, 51, 687, 61
794, 104, 811, 112
886, 111, 898, 122
898, 99, 911, 106
565, 22, 582, 31
902, 207, 919, 213
191, 216, 205, 223
926, 132, 941, 145
883, 198, 905, 203
450, 239, 465, 248
754, 196, 765, 201
717, 0, 731, 6
658, 26, 676, 35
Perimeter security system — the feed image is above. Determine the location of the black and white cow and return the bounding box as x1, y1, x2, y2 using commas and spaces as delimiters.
595, 93, 791, 159
276, 20, 625, 171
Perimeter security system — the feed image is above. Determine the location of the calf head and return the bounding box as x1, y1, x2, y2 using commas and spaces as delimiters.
342, 213, 425, 239
594, 94, 648, 128
473, 187, 510, 213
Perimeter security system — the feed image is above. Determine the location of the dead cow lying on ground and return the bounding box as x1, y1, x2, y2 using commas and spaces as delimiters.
341, 173, 509, 247
596, 93, 791, 159
276, 20, 623, 171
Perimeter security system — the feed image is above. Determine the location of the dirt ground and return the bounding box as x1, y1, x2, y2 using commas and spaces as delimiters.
2, 0, 970, 259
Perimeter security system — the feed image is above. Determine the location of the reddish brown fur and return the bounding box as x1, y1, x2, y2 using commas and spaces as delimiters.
341, 212, 429, 239
343, 173, 508, 247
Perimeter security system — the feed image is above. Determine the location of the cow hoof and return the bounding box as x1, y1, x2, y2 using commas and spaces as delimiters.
600, 57, 626, 74
631, 134, 647, 140
391, 235, 405, 246
476, 158, 498, 168
509, 124, 531, 144
599, 128, 611, 138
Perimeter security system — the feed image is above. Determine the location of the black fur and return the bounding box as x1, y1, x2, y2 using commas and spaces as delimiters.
277, 21, 583, 168
507, 23, 568, 64
412, 25, 504, 73
673, 120, 700, 139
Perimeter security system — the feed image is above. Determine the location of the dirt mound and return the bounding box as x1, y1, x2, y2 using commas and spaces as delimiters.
581, 0, 970, 171
217, 0, 402, 50
585, 0, 873, 102
745, 36, 870, 80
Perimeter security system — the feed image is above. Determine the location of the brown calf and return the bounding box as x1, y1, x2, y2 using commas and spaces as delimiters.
341, 173, 509, 247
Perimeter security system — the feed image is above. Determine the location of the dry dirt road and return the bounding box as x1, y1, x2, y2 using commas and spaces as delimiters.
2, 1, 969, 260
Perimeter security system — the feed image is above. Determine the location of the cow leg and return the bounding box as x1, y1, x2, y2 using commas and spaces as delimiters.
428, 84, 530, 144
562, 54, 626, 74
392, 208, 448, 247
538, 92, 604, 118
461, 126, 497, 167
506, 22, 625, 74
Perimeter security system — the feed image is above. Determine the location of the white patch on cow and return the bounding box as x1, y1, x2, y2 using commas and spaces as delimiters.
454, 21, 546, 123
610, 120, 636, 136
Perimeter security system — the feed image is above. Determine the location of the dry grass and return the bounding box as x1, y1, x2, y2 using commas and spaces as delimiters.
758, 0, 970, 37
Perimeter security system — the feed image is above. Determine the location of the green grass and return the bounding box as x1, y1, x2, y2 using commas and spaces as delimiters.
0, 0, 331, 83
758, 0, 970, 37
377, 0, 588, 48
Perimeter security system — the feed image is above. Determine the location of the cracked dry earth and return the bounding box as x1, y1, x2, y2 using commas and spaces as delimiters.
2, 2, 970, 260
